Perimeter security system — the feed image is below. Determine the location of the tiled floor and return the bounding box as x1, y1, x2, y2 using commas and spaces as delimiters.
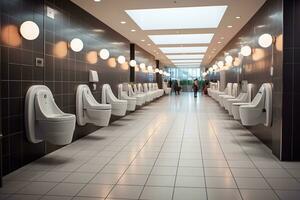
1, 93, 300, 200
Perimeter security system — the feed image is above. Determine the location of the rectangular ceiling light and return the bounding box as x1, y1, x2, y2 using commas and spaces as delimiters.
175, 65, 200, 68
125, 6, 227, 30
149, 34, 214, 45
167, 54, 204, 60
172, 59, 202, 63
160, 47, 208, 54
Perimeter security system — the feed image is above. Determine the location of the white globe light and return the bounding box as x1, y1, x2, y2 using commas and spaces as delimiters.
155, 68, 159, 73
140, 63, 146, 69
117, 55, 126, 64
129, 60, 137, 67
217, 61, 224, 68
70, 38, 84, 52
99, 49, 110, 60
212, 64, 218, 70
159, 70, 163, 74
209, 67, 214, 72
241, 45, 252, 56
147, 65, 153, 71
20, 21, 40, 40
225, 55, 233, 64
258, 33, 273, 48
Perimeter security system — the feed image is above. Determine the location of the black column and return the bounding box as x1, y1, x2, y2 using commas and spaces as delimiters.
155, 60, 163, 89
130, 43, 135, 82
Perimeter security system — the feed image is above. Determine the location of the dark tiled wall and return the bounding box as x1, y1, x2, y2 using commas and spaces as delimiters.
135, 45, 156, 83
282, 0, 300, 160
0, 0, 156, 175
207, 0, 284, 159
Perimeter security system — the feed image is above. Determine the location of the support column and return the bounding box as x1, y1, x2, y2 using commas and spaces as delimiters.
155, 60, 162, 89
130, 43, 135, 82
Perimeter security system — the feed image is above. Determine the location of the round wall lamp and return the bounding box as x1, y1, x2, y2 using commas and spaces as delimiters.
155, 68, 159, 73
208, 67, 214, 72
20, 21, 40, 40
140, 63, 146, 70
117, 55, 126, 64
129, 60, 137, 67
258, 33, 273, 48
225, 55, 233, 64
147, 65, 153, 71
240, 45, 252, 56
159, 70, 163, 74
217, 61, 224, 68
212, 64, 218, 70
99, 49, 110, 60
70, 38, 84, 52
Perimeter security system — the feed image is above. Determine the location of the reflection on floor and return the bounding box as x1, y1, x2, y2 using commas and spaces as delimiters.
1, 93, 300, 200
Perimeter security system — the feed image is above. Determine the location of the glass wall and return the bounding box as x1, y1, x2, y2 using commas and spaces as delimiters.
166, 68, 202, 80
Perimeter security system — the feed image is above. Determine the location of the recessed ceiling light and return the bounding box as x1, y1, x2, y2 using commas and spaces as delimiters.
147, 44, 151, 46
141, 39, 145, 42
217, 41, 222, 44
235, 16, 241, 19
120, 21, 126, 24
94, 0, 101, 2
172, 59, 202, 63
148, 34, 214, 45
160, 46, 208, 54
125, 6, 227, 30
227, 25, 233, 28
131, 29, 136, 32
167, 54, 204, 59
220, 37, 224, 40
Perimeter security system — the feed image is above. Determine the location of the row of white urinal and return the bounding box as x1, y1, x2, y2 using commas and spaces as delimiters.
208, 81, 273, 127
25, 82, 167, 146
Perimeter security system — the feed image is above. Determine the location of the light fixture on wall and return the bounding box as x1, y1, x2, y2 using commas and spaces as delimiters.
240, 45, 252, 56
140, 63, 146, 70
117, 55, 126, 64
129, 60, 137, 67
208, 67, 214, 72
217, 61, 224, 68
99, 49, 110, 60
159, 70, 163, 74
147, 65, 153, 72
155, 68, 159, 73
225, 55, 233, 64
258, 33, 274, 48
20, 21, 40, 40
70, 38, 84, 52
212, 64, 218, 70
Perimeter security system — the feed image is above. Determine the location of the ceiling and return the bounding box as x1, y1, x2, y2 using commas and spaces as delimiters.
71, 0, 266, 68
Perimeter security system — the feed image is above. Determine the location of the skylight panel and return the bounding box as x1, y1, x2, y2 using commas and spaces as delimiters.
125, 6, 227, 30
148, 34, 214, 45
172, 59, 202, 63
160, 47, 208, 54
167, 54, 204, 60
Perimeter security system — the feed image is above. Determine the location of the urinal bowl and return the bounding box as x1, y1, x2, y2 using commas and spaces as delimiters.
127, 99, 137, 111
38, 117, 75, 145
239, 107, 266, 126
85, 109, 111, 126
232, 103, 251, 120
135, 95, 145, 106
111, 102, 127, 116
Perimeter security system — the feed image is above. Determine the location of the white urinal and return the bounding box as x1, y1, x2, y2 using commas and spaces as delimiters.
25, 85, 75, 145
216, 83, 232, 103
138, 83, 152, 102
144, 83, 156, 100
239, 83, 272, 127
163, 82, 171, 95
148, 83, 158, 99
128, 84, 146, 106
76, 84, 111, 127
102, 84, 127, 116
230, 83, 255, 118
154, 83, 164, 97
219, 83, 239, 107
118, 84, 137, 111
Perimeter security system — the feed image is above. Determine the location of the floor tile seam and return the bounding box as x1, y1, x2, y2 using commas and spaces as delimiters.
171, 113, 188, 200
137, 115, 181, 200
207, 116, 244, 200
70, 104, 163, 198
103, 109, 175, 199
